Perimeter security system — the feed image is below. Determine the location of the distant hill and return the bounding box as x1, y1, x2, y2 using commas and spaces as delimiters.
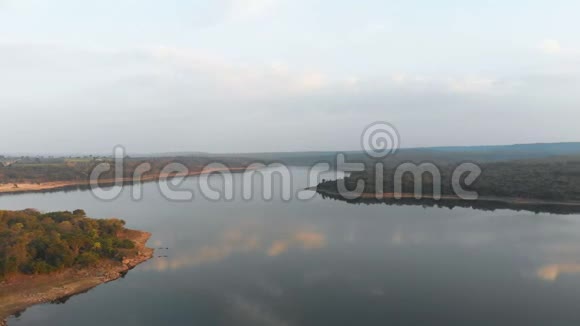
3, 142, 579, 167
414, 142, 580, 161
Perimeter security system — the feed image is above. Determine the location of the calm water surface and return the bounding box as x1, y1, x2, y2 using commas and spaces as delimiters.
3, 168, 580, 325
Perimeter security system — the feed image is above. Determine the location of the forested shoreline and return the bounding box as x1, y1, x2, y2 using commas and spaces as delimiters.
317, 155, 580, 204
0, 156, 253, 185
0, 210, 153, 322
0, 209, 138, 280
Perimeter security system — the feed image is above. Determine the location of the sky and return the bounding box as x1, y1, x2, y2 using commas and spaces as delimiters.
1, 0, 579, 154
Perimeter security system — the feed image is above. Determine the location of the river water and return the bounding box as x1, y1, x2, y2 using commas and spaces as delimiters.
3, 167, 580, 325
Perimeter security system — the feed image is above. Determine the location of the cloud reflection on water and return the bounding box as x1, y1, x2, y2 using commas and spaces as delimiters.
146, 224, 326, 272
536, 263, 580, 281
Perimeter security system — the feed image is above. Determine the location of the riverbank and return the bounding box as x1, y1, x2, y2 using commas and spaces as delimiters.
0, 229, 154, 324
317, 187, 580, 205
0, 167, 248, 195
315, 186, 580, 214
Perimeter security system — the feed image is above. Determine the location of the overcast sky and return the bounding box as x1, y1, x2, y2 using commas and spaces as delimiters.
1, 0, 579, 154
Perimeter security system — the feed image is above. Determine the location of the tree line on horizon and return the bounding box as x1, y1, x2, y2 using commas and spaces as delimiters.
0, 156, 253, 185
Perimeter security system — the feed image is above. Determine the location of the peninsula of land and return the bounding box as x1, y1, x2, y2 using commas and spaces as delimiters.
316, 154, 580, 214
0, 210, 154, 323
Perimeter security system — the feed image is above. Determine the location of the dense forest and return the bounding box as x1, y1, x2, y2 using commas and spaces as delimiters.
318, 155, 580, 202
0, 156, 252, 185
0, 209, 137, 280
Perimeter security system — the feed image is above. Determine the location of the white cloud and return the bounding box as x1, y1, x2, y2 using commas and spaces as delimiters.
296, 72, 327, 91
226, 0, 281, 21
448, 78, 499, 94
0, 42, 551, 105
539, 39, 563, 54
389, 74, 506, 95
201, 61, 509, 96
1, 42, 579, 153
146, 45, 332, 96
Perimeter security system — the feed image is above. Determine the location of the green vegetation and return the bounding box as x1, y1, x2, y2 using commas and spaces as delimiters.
0, 209, 137, 280
318, 155, 580, 203
0, 156, 252, 185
